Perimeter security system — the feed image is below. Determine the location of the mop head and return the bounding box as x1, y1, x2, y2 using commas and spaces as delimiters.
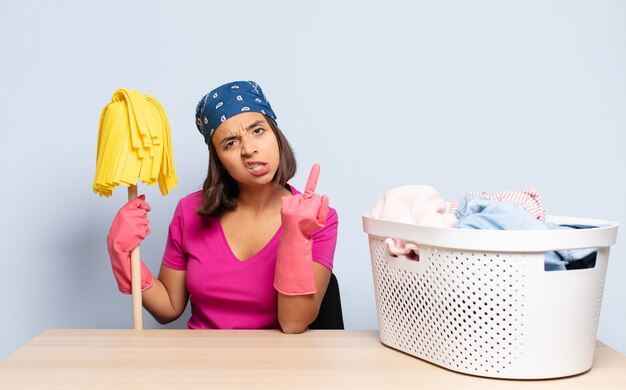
93, 89, 178, 197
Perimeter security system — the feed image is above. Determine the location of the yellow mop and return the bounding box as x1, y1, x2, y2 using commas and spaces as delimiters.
93, 89, 177, 329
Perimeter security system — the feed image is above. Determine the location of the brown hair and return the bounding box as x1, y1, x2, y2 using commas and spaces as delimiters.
196, 116, 297, 218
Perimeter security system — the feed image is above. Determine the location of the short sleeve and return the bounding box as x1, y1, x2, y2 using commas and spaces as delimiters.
311, 207, 339, 271
162, 200, 187, 271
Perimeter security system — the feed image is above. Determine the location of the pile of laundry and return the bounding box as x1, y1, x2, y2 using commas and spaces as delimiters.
371, 185, 597, 271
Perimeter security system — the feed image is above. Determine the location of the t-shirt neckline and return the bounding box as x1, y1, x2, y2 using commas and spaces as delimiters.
214, 184, 297, 263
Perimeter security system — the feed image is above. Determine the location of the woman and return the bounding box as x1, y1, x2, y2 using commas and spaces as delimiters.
106, 81, 338, 333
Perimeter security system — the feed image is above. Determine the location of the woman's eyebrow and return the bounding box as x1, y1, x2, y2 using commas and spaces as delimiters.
245, 120, 264, 131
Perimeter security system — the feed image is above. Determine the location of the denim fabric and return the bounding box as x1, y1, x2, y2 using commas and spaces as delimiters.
456, 196, 597, 271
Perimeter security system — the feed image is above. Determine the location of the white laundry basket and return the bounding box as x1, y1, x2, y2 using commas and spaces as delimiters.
362, 214, 618, 379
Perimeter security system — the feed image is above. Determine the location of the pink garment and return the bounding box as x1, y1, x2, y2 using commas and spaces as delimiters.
162, 186, 338, 330
462, 187, 545, 221
371, 185, 457, 259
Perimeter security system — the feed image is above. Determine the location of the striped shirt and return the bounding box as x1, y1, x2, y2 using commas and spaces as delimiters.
462, 187, 546, 221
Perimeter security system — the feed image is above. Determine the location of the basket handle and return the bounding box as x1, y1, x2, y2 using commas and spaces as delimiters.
384, 238, 420, 261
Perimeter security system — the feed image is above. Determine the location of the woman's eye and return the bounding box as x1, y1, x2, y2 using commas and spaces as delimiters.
253, 127, 264, 135
224, 140, 235, 149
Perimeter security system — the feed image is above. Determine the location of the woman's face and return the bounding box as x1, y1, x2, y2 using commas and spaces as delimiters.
211, 112, 281, 188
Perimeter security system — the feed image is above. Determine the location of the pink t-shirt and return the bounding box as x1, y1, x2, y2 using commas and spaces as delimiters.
162, 185, 338, 330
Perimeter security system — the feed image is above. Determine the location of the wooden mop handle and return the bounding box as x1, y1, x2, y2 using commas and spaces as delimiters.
128, 184, 143, 330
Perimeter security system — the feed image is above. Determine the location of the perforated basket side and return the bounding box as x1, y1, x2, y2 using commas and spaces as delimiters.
369, 236, 529, 377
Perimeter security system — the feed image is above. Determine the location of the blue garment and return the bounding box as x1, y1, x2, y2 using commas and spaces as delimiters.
455, 196, 597, 271
195, 81, 277, 144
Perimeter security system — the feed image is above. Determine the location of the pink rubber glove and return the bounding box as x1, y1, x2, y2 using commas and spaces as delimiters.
106, 195, 155, 294
274, 164, 330, 295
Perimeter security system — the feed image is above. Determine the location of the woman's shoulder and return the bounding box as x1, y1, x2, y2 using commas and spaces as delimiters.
181, 189, 204, 201
170, 190, 217, 228
175, 190, 204, 212
286, 184, 299, 195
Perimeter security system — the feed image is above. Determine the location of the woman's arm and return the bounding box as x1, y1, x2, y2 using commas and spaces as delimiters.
141, 264, 189, 324
277, 263, 331, 334
274, 164, 338, 333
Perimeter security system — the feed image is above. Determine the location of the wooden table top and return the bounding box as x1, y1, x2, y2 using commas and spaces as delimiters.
1, 329, 625, 389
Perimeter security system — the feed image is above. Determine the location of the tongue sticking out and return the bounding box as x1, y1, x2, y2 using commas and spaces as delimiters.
248, 163, 269, 176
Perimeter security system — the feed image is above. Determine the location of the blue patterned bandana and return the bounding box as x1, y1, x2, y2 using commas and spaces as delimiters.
195, 81, 277, 144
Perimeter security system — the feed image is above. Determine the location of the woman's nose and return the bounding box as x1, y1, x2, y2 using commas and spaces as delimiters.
240, 137, 257, 156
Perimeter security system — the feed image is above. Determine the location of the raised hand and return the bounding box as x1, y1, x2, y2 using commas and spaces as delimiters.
280, 164, 329, 236
274, 164, 330, 296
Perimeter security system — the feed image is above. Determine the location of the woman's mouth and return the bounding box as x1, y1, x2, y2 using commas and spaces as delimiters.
247, 162, 270, 176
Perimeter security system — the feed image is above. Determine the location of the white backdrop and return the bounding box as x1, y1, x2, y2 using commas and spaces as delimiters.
1, 0, 625, 360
